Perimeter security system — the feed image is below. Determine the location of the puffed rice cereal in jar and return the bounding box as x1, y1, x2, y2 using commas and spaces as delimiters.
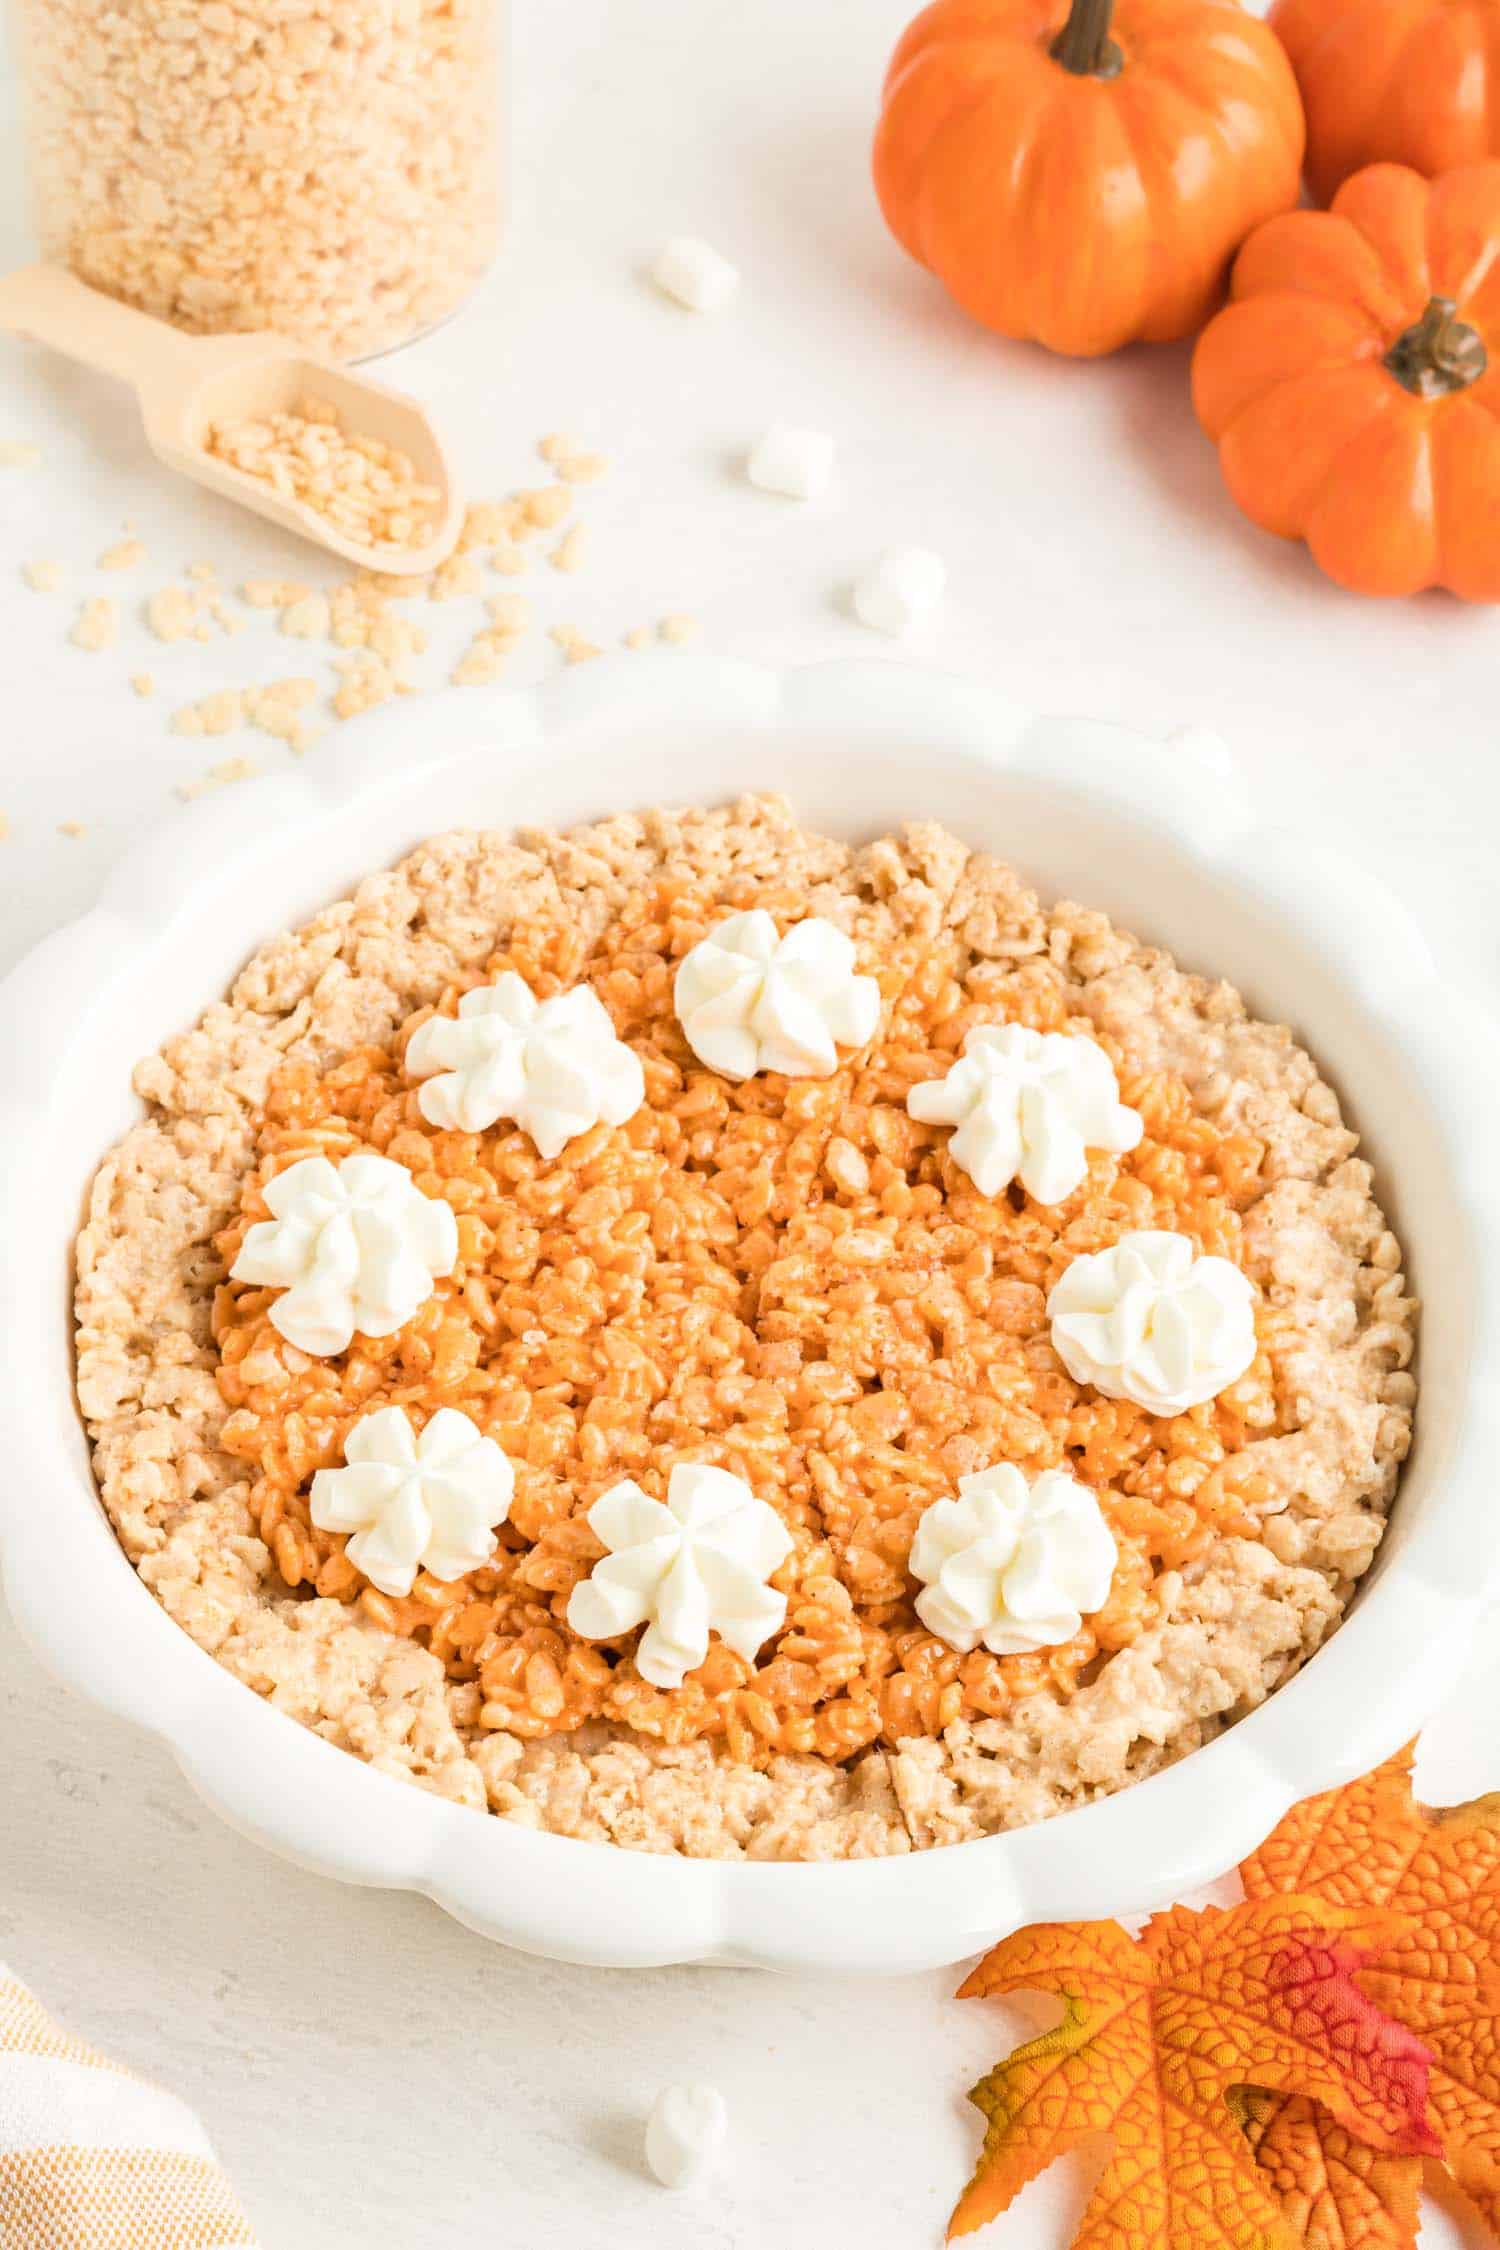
10, 0, 504, 362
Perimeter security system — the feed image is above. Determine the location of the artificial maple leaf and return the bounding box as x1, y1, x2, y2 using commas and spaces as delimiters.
1242, 1745, 1500, 2242
950, 1899, 1437, 2250
1232, 2088, 1422, 2250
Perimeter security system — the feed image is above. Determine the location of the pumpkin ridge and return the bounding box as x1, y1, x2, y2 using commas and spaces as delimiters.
1015, 77, 1139, 349
878, 43, 1037, 271
1304, 406, 1436, 594
1335, 168, 1437, 318
1224, 360, 1398, 537
1106, 73, 1209, 338
922, 71, 1063, 322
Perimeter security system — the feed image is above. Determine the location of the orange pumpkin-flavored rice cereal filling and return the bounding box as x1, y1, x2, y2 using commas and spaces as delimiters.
213, 872, 1280, 1770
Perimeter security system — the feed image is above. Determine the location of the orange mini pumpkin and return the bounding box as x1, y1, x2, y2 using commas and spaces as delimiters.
1272, 0, 1500, 205
873, 0, 1305, 358
1192, 162, 1500, 600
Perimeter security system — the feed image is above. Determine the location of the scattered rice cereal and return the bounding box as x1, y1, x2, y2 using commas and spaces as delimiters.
177, 757, 262, 802
278, 594, 332, 642
556, 452, 609, 486
70, 597, 117, 652
23, 560, 63, 593
99, 537, 147, 573
147, 587, 205, 644
523, 488, 572, 532
76, 797, 1416, 1860
549, 623, 601, 664
172, 690, 246, 740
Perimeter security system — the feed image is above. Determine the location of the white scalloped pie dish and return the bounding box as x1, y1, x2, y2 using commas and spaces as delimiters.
3, 654, 1499, 1974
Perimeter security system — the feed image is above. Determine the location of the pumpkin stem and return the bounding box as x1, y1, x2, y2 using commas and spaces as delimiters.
1384, 295, 1488, 401
1050, 0, 1124, 78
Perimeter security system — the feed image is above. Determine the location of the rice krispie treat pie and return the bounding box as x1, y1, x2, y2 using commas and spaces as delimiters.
75, 796, 1415, 1860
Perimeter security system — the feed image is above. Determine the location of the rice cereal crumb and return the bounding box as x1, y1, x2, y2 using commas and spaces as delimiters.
23, 559, 63, 593
99, 537, 147, 573
173, 690, 246, 739
70, 597, 118, 652
556, 452, 609, 485
0, 441, 41, 468
550, 525, 588, 574
549, 622, 601, 664
131, 672, 155, 698
523, 487, 572, 531
147, 587, 203, 643
177, 757, 262, 802
279, 593, 332, 641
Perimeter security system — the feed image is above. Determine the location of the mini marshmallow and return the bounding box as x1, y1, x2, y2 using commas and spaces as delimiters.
653, 236, 740, 313
747, 423, 835, 501
853, 547, 947, 636
645, 2084, 728, 2190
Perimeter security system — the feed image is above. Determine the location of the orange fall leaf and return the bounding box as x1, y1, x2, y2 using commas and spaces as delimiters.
951, 1897, 1436, 2250
1242, 1744, 1500, 2244
1233, 2087, 1423, 2250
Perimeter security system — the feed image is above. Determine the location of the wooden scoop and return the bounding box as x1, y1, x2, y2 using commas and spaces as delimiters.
0, 265, 464, 576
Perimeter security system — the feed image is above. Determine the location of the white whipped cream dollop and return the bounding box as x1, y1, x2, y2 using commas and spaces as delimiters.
566, 1463, 794, 1688
405, 972, 644, 1159
907, 1023, 1142, 1204
1047, 1228, 1257, 1415
645, 2085, 728, 2190
674, 910, 880, 1081
309, 1405, 514, 1597
229, 1153, 458, 1357
910, 1463, 1117, 1656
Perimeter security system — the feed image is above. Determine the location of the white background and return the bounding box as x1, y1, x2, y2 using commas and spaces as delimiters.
0, 3, 1497, 2244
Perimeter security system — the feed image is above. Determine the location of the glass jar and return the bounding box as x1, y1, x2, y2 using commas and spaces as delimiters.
9, 0, 504, 362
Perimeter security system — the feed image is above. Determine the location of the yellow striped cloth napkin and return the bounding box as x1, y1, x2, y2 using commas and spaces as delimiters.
0, 1965, 257, 2248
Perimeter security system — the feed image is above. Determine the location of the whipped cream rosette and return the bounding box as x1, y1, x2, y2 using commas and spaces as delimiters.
229, 1152, 458, 1357
907, 1022, 1142, 1204
674, 910, 880, 1080
1047, 1227, 1257, 1414
405, 971, 644, 1157
310, 1405, 514, 1597
909, 1463, 1118, 1656
567, 1463, 795, 1688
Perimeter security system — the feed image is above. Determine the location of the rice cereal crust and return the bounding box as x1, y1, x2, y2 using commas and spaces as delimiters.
75, 796, 1416, 1861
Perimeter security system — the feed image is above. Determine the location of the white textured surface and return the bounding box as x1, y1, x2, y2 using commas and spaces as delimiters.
0, 1, 1497, 2245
